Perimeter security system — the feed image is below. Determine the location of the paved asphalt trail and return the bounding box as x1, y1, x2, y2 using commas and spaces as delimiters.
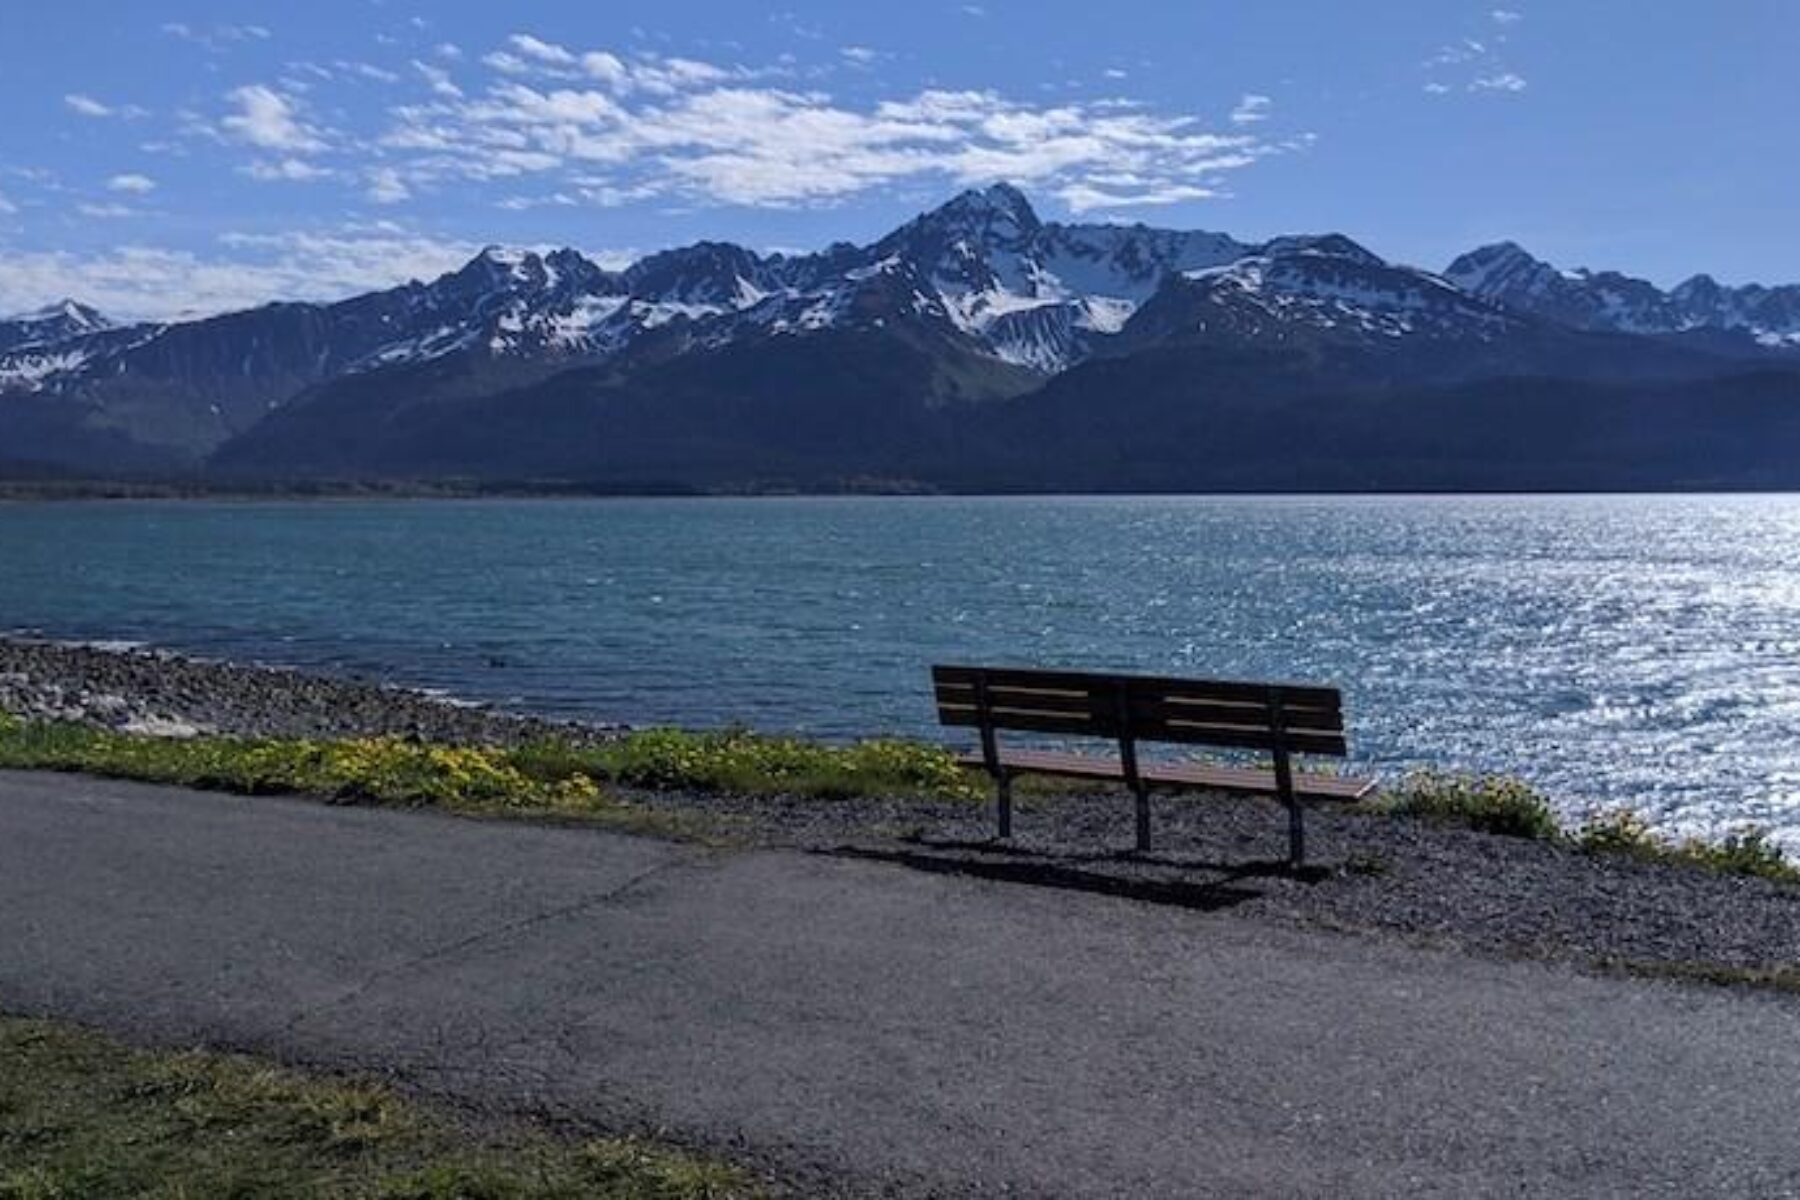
3, 770, 1799, 1197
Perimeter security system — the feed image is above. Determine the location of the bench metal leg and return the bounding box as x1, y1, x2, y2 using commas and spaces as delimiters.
1272, 743, 1303, 869
1286, 795, 1305, 869
995, 771, 1013, 840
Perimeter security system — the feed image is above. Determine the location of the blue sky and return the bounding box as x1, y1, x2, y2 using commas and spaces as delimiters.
2, 1, 1795, 319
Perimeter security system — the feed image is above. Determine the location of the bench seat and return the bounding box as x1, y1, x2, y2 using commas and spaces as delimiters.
955, 748, 1379, 803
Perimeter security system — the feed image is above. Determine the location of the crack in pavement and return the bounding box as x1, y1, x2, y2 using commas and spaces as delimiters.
278, 850, 709, 1035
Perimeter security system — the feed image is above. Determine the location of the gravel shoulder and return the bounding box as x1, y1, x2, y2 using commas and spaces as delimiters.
0, 635, 618, 745
5, 635, 1799, 992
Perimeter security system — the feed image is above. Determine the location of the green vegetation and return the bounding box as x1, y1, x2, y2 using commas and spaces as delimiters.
1370, 768, 1798, 883
0, 1013, 758, 1199
561, 727, 981, 801
1371, 770, 1562, 840
0, 714, 981, 824
1574, 807, 1800, 883
1601, 958, 1800, 996
0, 715, 608, 816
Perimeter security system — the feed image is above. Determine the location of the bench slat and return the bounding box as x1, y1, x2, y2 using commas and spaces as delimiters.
956, 748, 1377, 803
933, 683, 1345, 734
933, 664, 1342, 712
937, 701, 1348, 756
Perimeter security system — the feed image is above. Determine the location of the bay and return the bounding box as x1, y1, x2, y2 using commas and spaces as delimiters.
4, 494, 1799, 848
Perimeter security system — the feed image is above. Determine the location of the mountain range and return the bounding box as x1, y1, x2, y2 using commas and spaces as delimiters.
5, 182, 1800, 490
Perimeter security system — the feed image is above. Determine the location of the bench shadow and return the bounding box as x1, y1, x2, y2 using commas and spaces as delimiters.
905, 835, 1335, 884
827, 844, 1289, 912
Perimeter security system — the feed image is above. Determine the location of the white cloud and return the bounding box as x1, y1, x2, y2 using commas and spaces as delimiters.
77, 203, 136, 219
373, 44, 1281, 212
221, 85, 328, 152
1424, 20, 1528, 97
107, 173, 157, 194
162, 22, 272, 50
366, 167, 411, 203
1470, 72, 1527, 92
1057, 181, 1218, 211
340, 61, 402, 84
413, 60, 463, 98
65, 93, 113, 118
242, 158, 333, 182
0, 229, 485, 322
0, 190, 17, 216
435, 42, 464, 60
482, 50, 532, 76
581, 51, 630, 89
841, 46, 878, 65
1230, 93, 1272, 124
508, 33, 577, 66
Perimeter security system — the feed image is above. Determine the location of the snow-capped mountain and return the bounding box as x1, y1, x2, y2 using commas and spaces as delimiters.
0, 299, 113, 353
1446, 242, 1800, 349
7, 182, 1800, 481
0, 182, 1373, 415
1119, 233, 1523, 354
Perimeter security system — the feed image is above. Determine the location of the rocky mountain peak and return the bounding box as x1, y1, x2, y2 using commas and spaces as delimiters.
1259, 233, 1385, 267
891, 182, 1043, 252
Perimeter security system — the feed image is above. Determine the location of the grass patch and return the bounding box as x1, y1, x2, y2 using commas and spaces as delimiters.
0, 715, 610, 818
0, 1013, 758, 1199
1365, 767, 1799, 884
1575, 808, 1800, 884
0, 714, 982, 826
523, 727, 982, 803
1599, 958, 1800, 996
1367, 770, 1562, 840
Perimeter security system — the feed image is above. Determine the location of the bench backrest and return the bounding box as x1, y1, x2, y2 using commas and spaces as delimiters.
931, 664, 1347, 757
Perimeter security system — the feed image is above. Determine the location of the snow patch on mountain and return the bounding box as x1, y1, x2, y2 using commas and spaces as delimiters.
0, 347, 92, 393
1447, 242, 1800, 348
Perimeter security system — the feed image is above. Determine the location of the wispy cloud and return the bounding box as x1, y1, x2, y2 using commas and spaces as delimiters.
367, 35, 1281, 213
65, 93, 147, 119
507, 33, 578, 67
1469, 72, 1527, 93
0, 226, 486, 321
65, 93, 111, 118
413, 60, 463, 98
366, 167, 410, 204
221, 85, 329, 153
162, 22, 272, 51
76, 202, 136, 219
1422, 14, 1528, 97
241, 158, 334, 182
1230, 93, 1272, 125
106, 173, 157, 194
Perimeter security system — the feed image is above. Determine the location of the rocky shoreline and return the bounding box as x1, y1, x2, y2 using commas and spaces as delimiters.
0, 636, 620, 746
4, 635, 1798, 992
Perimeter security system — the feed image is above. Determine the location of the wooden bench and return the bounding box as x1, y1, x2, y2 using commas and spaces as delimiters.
932, 664, 1378, 867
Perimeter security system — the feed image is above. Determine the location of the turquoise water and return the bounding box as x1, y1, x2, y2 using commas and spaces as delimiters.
4, 494, 1800, 846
